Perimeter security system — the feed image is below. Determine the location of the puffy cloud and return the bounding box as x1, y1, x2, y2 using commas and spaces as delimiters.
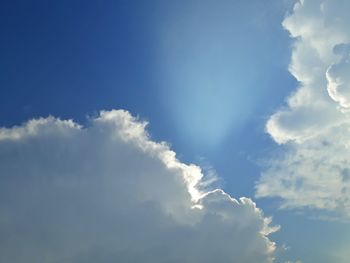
0, 110, 278, 263
257, 0, 350, 219
326, 43, 350, 110
258, 125, 350, 217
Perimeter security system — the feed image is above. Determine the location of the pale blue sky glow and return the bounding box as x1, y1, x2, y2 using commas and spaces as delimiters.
154, 0, 293, 147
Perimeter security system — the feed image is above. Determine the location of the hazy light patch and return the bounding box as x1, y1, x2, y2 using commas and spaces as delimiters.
153, 1, 281, 147
333, 243, 350, 263
160, 59, 253, 147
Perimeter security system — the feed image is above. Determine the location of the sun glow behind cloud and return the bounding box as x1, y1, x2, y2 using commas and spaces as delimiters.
153, 0, 290, 147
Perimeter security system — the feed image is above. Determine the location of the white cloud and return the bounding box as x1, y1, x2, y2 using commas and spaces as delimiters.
0, 110, 278, 263
257, 0, 350, 219
326, 43, 350, 110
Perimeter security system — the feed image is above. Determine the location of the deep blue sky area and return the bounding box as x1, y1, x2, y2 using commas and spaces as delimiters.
1, 0, 157, 125
0, 1, 296, 199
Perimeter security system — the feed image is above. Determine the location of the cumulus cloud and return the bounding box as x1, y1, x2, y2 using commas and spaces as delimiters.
257, 0, 350, 219
326, 43, 350, 110
0, 110, 278, 263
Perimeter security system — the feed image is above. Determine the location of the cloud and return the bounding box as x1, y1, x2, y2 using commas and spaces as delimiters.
0, 110, 278, 263
256, 0, 350, 219
326, 43, 350, 110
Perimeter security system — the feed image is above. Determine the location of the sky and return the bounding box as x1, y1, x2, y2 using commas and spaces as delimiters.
1, 0, 350, 262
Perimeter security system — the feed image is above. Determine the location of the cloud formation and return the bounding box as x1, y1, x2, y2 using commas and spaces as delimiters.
257, 0, 350, 219
0, 110, 278, 263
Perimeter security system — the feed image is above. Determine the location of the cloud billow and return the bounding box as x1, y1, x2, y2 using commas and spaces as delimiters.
0, 110, 277, 263
257, 0, 350, 219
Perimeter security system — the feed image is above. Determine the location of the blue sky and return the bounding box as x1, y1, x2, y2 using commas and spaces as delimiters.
1, 1, 350, 262
0, 0, 295, 196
